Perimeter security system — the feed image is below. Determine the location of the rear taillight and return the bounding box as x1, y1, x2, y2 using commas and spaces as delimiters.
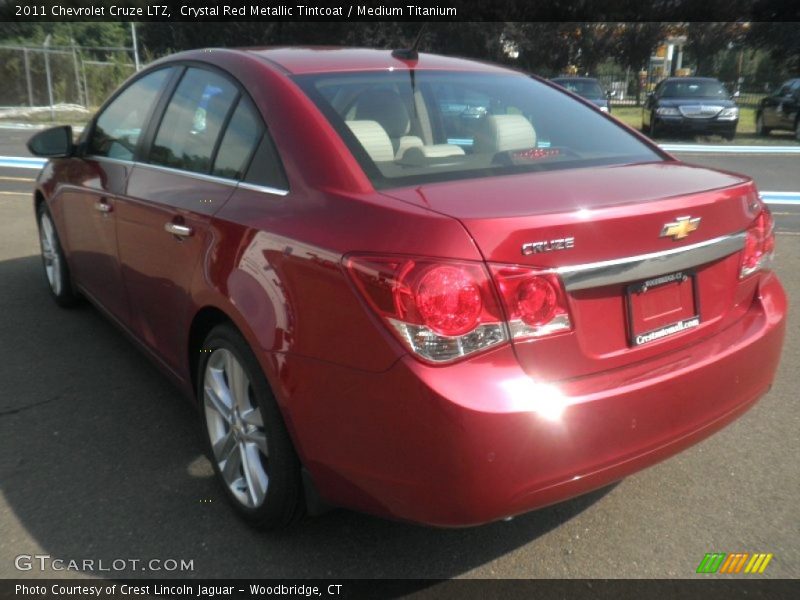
346, 255, 572, 363
346, 256, 507, 363
740, 208, 775, 279
489, 266, 572, 339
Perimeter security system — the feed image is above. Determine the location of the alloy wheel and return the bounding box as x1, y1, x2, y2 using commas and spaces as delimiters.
203, 348, 270, 508
39, 212, 62, 296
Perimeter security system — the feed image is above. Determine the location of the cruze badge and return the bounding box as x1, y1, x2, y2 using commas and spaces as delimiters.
521, 237, 575, 255
661, 216, 701, 241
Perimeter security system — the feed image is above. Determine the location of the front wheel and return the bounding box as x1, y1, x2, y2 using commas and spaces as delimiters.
198, 324, 304, 529
36, 204, 79, 307
649, 114, 660, 139
755, 113, 770, 136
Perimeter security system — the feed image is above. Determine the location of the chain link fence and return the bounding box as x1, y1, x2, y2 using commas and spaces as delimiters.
0, 44, 138, 120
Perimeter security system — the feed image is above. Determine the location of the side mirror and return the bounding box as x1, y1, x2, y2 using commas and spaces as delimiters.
607, 90, 616, 98
27, 126, 74, 158
733, 90, 741, 99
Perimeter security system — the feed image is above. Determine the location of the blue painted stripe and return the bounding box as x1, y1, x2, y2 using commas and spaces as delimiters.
760, 191, 800, 205
1, 155, 797, 206
0, 156, 46, 169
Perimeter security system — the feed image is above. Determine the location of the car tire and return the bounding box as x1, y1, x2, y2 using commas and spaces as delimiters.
198, 323, 304, 529
723, 130, 736, 141
36, 203, 80, 307
795, 118, 800, 142
755, 113, 770, 136
649, 114, 660, 139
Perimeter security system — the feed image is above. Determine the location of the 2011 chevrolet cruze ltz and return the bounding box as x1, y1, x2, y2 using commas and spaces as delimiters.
27, 47, 786, 529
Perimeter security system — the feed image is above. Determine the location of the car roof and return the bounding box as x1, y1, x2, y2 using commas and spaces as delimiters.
662, 77, 722, 83
240, 47, 517, 75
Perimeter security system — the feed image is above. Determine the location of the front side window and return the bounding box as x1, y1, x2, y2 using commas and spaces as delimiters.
775, 81, 793, 96
149, 68, 238, 174
295, 71, 660, 188
89, 68, 171, 161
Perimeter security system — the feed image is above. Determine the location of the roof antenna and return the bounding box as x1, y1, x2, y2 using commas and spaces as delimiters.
392, 24, 427, 60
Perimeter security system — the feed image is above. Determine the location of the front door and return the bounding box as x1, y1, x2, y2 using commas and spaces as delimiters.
59, 68, 173, 323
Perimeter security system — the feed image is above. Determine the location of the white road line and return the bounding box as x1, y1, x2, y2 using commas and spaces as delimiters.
662, 144, 800, 154
0, 175, 35, 183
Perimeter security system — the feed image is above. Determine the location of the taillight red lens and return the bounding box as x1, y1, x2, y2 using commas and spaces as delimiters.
489, 266, 572, 339
345, 256, 507, 363
740, 208, 775, 278
414, 266, 483, 336
517, 276, 558, 326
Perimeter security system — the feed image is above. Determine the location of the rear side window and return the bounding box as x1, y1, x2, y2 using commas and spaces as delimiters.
212, 97, 263, 180
149, 68, 238, 174
244, 132, 288, 191
89, 68, 170, 161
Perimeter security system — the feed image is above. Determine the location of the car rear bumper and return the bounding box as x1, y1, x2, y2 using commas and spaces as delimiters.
284, 272, 785, 527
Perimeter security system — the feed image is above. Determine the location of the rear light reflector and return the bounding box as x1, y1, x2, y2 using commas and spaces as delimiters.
346, 256, 507, 363
740, 208, 775, 278
489, 266, 572, 340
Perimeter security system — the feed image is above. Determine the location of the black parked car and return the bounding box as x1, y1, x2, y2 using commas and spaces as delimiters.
755, 78, 800, 140
642, 77, 739, 140
551, 77, 612, 113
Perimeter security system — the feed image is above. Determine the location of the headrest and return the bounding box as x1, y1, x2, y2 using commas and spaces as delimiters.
345, 121, 395, 163
475, 114, 537, 154
354, 90, 411, 138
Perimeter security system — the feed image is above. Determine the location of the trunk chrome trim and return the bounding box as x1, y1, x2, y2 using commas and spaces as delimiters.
557, 232, 746, 291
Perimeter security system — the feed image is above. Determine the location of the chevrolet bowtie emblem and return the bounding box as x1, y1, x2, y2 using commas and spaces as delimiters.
661, 216, 701, 240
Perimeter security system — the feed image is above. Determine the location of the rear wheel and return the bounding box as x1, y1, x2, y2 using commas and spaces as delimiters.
755, 112, 770, 136
198, 324, 303, 529
36, 204, 79, 307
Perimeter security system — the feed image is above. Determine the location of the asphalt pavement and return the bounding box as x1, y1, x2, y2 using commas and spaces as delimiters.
0, 130, 798, 580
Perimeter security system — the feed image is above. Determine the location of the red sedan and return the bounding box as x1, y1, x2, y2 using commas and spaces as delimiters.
28, 48, 786, 528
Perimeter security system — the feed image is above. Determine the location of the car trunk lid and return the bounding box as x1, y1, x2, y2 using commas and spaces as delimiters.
381, 161, 761, 381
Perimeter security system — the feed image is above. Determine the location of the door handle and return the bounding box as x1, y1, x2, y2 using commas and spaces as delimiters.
94, 199, 112, 213
164, 222, 193, 238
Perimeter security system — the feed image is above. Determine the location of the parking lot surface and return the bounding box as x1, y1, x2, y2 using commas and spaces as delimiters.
0, 131, 798, 579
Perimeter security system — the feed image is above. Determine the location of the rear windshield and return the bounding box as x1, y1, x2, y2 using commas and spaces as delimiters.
294, 71, 661, 189
660, 80, 729, 99
553, 79, 604, 98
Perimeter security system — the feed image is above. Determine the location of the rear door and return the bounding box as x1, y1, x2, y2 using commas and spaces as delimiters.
60, 68, 172, 322
118, 66, 264, 372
